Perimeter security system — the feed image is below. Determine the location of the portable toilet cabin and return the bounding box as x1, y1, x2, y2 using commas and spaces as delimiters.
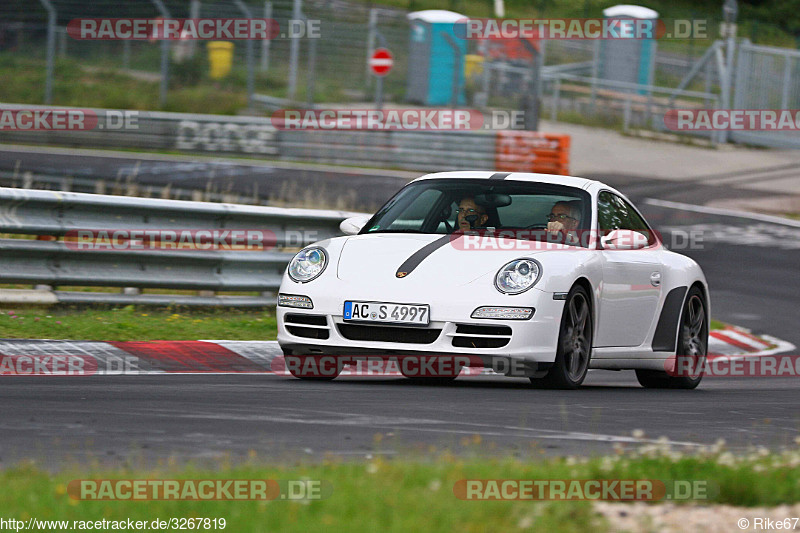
406, 10, 468, 106
599, 5, 658, 92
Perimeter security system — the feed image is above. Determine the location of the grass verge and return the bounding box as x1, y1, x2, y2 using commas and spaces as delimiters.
0, 306, 726, 341
0, 306, 276, 341
6, 445, 800, 532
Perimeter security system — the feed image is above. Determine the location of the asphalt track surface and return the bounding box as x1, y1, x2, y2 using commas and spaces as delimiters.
2, 149, 800, 466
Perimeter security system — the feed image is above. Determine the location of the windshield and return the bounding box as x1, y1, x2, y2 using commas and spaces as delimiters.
362, 178, 592, 246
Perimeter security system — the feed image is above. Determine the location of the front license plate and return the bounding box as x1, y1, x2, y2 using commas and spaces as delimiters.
343, 301, 430, 325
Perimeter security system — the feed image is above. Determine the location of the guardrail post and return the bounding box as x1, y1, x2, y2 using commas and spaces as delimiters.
36, 0, 56, 104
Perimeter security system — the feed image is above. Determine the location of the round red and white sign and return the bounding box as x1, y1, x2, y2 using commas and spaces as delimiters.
369, 48, 394, 77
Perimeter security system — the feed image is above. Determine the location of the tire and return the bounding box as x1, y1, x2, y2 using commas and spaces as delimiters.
635, 286, 707, 390
284, 353, 341, 381
531, 284, 593, 389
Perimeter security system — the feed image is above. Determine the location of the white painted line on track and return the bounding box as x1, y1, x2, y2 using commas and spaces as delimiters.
644, 198, 800, 228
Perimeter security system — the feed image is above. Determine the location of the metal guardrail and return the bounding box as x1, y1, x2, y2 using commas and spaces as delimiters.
0, 187, 364, 306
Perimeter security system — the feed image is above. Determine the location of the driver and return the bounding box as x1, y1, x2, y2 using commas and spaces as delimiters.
456, 196, 489, 231
546, 201, 581, 244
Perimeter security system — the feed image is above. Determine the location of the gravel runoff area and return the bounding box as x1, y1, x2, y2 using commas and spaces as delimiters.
595, 501, 800, 532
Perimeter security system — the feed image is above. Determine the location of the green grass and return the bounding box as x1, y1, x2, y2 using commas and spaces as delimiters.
710, 319, 725, 331
0, 306, 276, 341
6, 446, 800, 531
0, 305, 728, 341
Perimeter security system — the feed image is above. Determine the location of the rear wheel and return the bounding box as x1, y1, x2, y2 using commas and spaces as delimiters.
531, 285, 593, 389
635, 286, 707, 389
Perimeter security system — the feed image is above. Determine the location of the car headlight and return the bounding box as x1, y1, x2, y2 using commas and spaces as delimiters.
288, 247, 328, 283
495, 258, 542, 294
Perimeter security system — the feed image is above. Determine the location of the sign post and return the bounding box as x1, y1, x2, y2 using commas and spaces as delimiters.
369, 47, 393, 111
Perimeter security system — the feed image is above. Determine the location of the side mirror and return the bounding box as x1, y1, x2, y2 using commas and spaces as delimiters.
600, 229, 649, 250
340, 215, 370, 236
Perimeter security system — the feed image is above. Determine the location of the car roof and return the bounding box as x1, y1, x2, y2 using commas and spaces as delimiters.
412, 171, 605, 192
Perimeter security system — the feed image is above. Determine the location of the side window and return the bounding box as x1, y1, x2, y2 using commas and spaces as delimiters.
598, 191, 655, 245
597, 191, 624, 232
615, 195, 656, 245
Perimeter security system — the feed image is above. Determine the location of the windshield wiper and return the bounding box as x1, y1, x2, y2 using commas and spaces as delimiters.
366, 229, 431, 234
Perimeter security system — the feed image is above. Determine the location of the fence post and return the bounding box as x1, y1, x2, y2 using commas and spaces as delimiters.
781, 53, 792, 109
551, 78, 560, 122
442, 33, 462, 109
306, 17, 317, 106
287, 0, 302, 101
37, 0, 56, 104
188, 0, 200, 59
150, 0, 171, 108
365, 8, 378, 89
261, 1, 272, 71
590, 39, 600, 112
233, 0, 255, 108
57, 27, 66, 58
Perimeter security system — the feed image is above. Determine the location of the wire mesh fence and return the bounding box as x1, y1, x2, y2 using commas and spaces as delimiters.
1, 0, 800, 148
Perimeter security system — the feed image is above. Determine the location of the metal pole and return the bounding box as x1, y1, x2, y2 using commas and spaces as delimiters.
373, 31, 388, 110
287, 0, 302, 101
590, 39, 600, 111
720, 0, 738, 144
365, 8, 378, 89
551, 78, 560, 122
376, 77, 384, 111
261, 1, 272, 71
441, 33, 462, 109
519, 38, 540, 131
57, 27, 66, 58
188, 0, 200, 59
122, 40, 131, 69
306, 21, 317, 106
37, 0, 56, 104
234, 0, 255, 108
150, 0, 171, 108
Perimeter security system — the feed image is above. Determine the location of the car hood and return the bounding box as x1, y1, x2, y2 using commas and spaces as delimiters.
336, 233, 559, 287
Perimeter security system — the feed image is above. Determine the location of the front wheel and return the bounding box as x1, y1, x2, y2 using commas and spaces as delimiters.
531, 285, 593, 389
635, 286, 707, 389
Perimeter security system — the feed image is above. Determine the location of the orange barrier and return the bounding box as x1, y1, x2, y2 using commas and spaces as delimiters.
495, 132, 570, 175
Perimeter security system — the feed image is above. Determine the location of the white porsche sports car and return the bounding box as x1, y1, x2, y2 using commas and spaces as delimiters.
277, 171, 709, 389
